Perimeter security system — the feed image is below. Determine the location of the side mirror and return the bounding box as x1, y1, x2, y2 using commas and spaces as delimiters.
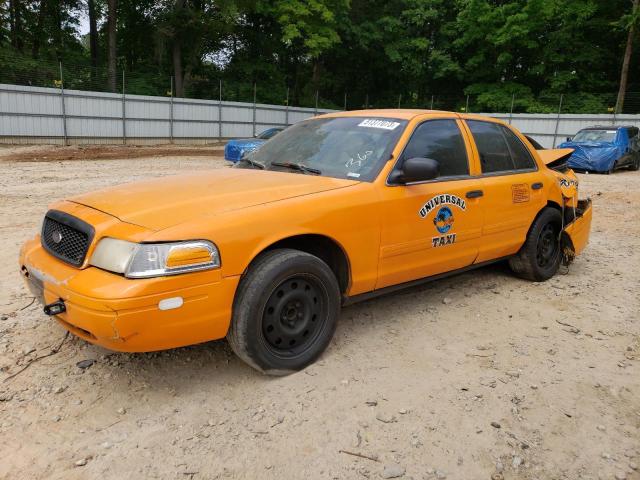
389, 157, 439, 184
566, 136, 572, 142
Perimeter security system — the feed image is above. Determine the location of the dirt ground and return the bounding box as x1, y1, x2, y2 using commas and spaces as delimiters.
0, 145, 638, 480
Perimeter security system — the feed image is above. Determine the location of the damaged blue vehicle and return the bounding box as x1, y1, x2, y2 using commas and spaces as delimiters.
224, 127, 284, 162
558, 126, 640, 173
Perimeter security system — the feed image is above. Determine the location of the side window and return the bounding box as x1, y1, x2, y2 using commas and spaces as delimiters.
501, 126, 536, 170
626, 128, 638, 148
631, 128, 640, 150
402, 119, 469, 177
467, 120, 514, 173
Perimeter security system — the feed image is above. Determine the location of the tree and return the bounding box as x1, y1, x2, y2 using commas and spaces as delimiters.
87, 0, 99, 70
8, 0, 24, 52
257, 0, 348, 98
107, 0, 117, 92
616, 0, 639, 113
31, 0, 47, 58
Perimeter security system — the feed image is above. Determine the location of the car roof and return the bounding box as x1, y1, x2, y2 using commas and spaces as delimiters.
317, 109, 507, 123
579, 126, 634, 130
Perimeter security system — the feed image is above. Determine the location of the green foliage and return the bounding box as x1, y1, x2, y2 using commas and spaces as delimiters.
0, 0, 637, 112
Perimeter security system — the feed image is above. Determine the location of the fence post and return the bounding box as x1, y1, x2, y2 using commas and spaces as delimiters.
344, 92, 347, 111
252, 82, 257, 137
397, 94, 402, 109
218, 80, 223, 140
430, 95, 434, 110
315, 90, 319, 116
365, 93, 369, 109
509, 93, 515, 125
552, 94, 564, 148
465, 94, 470, 113
58, 62, 68, 146
285, 87, 289, 126
169, 76, 174, 144
121, 70, 126, 145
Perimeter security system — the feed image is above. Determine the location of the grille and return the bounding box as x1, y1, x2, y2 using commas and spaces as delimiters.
41, 211, 94, 267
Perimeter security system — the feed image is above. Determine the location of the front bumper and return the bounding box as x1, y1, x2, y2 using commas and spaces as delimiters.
19, 237, 240, 352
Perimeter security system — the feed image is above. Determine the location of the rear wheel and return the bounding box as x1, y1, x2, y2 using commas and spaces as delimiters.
227, 249, 340, 375
509, 208, 562, 282
630, 155, 640, 171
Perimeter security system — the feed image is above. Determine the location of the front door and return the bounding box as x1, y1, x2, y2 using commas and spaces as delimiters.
377, 118, 483, 289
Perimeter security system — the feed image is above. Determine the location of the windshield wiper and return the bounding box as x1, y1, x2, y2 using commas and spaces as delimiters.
270, 161, 321, 175
238, 157, 266, 169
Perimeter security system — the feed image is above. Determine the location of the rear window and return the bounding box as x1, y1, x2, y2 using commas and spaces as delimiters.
502, 127, 536, 170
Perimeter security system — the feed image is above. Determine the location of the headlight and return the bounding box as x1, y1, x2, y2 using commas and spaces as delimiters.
89, 238, 220, 278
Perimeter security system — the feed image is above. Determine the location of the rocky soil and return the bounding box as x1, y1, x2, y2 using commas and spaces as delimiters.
0, 145, 638, 480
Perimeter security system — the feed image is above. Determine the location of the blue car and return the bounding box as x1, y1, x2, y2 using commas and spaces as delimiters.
558, 126, 640, 173
224, 127, 284, 162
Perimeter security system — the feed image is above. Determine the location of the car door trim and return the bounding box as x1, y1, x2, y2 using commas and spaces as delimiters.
343, 254, 513, 305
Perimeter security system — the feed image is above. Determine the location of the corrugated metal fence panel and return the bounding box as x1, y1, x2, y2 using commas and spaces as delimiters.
484, 113, 640, 148
4, 83, 640, 145
256, 106, 286, 126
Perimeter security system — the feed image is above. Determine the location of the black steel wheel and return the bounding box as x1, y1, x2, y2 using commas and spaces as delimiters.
261, 275, 327, 357
227, 249, 340, 375
509, 207, 562, 282
535, 223, 559, 269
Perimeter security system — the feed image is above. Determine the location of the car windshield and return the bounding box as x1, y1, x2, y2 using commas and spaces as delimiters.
236, 117, 407, 181
256, 128, 281, 140
572, 129, 617, 143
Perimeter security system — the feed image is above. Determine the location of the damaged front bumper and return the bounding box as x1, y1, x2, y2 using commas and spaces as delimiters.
19, 237, 240, 352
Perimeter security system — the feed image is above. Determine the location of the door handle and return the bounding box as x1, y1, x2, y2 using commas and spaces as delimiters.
466, 190, 483, 199
531, 182, 543, 190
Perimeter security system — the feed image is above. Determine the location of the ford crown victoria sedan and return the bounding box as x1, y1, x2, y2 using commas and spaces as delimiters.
19, 110, 592, 374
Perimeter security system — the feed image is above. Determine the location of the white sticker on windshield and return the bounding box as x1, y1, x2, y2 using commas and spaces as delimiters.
358, 119, 400, 130
347, 172, 361, 178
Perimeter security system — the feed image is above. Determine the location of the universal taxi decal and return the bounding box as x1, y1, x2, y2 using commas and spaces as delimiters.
418, 194, 467, 248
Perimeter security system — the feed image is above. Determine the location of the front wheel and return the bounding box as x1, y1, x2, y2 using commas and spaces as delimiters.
227, 249, 341, 375
509, 208, 562, 282
630, 155, 640, 171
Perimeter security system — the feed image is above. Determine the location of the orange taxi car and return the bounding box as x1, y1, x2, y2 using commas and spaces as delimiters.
19, 110, 592, 374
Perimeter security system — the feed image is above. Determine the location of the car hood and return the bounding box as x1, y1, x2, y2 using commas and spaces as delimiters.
556, 141, 624, 172
70, 168, 358, 231
227, 138, 265, 147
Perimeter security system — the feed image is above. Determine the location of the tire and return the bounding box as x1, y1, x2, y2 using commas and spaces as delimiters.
630, 155, 640, 171
227, 248, 341, 375
606, 160, 617, 174
509, 208, 563, 282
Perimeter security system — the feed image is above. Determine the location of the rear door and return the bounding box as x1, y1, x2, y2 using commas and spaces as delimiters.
463, 119, 546, 263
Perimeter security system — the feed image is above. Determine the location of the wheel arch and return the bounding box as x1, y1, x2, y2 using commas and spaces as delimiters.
244, 234, 351, 294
